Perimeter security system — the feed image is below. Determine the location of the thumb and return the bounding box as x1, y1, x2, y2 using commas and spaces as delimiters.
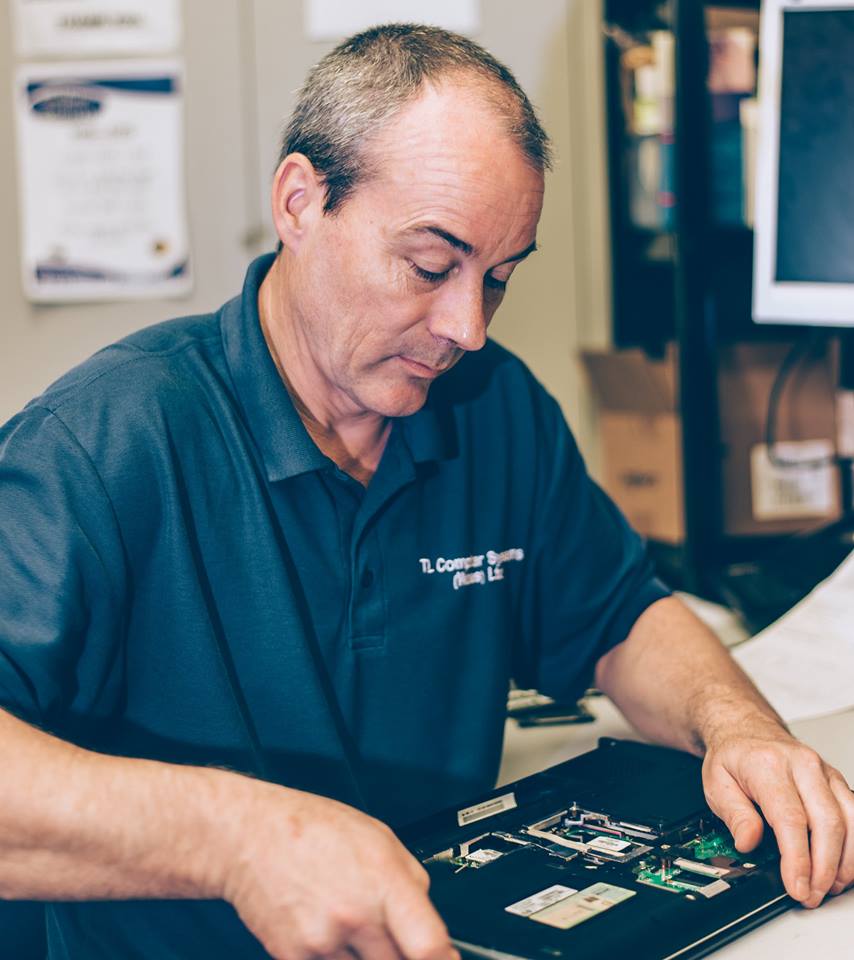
384, 879, 455, 960
704, 763, 764, 852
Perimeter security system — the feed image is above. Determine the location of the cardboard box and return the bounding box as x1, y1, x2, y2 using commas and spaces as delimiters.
582, 346, 684, 543
581, 341, 840, 544
718, 340, 840, 536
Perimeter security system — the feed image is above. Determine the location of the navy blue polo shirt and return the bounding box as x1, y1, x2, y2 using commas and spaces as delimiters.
0, 253, 668, 958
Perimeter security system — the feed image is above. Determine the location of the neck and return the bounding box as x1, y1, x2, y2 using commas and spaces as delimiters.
258, 256, 390, 486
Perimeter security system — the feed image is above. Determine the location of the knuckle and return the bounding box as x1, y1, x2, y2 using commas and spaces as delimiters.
823, 813, 846, 839
301, 925, 342, 957
411, 863, 431, 890
796, 746, 823, 769
330, 904, 364, 937
778, 817, 808, 835
750, 744, 777, 765
410, 934, 450, 960
773, 807, 808, 832
263, 934, 303, 960
761, 750, 788, 775
373, 819, 397, 842
830, 769, 853, 794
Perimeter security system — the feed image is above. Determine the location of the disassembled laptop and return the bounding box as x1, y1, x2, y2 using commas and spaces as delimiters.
407, 740, 789, 959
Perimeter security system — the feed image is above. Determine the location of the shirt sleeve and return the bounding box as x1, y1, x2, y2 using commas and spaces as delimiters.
514, 393, 670, 703
0, 405, 127, 728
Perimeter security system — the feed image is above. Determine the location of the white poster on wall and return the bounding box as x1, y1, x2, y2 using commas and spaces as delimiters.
305, 0, 480, 41
12, 0, 181, 58
14, 60, 192, 303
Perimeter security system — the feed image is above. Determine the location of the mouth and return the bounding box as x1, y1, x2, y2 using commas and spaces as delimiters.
397, 356, 449, 378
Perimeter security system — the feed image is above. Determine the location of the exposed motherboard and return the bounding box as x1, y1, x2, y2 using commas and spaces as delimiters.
406, 739, 789, 960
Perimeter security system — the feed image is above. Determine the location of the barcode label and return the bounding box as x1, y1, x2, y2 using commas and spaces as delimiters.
750, 441, 835, 520
506, 885, 577, 917
457, 792, 517, 826
587, 836, 632, 854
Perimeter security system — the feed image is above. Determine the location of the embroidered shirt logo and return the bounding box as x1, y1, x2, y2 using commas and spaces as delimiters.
418, 547, 525, 591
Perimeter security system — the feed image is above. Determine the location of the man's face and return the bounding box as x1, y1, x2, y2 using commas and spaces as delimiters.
286, 80, 545, 419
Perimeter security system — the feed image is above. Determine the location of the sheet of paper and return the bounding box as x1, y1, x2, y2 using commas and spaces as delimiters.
12, 0, 181, 57
733, 547, 854, 722
304, 0, 480, 41
14, 59, 191, 303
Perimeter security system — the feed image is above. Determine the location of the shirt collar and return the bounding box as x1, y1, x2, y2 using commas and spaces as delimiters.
221, 253, 456, 481
221, 253, 327, 481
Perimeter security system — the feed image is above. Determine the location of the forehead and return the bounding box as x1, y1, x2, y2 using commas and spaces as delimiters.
356, 81, 545, 257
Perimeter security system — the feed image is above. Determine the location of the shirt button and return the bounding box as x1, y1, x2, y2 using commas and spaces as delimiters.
360, 568, 375, 589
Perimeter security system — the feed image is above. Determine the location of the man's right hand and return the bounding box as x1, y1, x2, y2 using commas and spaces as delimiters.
217, 780, 458, 960
0, 709, 453, 959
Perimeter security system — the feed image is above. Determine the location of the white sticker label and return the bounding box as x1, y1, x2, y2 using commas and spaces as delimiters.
506, 885, 578, 917
697, 879, 732, 899
528, 883, 636, 930
457, 792, 517, 827
587, 836, 633, 854
673, 858, 728, 878
750, 441, 835, 520
466, 849, 503, 865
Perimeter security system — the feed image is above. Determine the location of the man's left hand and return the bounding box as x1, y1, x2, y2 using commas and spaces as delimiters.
702, 716, 854, 907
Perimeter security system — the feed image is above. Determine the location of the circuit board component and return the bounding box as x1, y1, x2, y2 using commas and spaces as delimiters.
424, 803, 767, 902
633, 856, 732, 898
684, 831, 740, 862
523, 807, 653, 862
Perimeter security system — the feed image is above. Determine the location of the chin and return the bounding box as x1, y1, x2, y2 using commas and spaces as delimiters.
361, 379, 432, 418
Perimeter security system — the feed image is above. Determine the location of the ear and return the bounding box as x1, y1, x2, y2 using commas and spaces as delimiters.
270, 153, 325, 253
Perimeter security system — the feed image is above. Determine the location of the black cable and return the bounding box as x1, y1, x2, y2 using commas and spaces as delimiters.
763, 332, 837, 469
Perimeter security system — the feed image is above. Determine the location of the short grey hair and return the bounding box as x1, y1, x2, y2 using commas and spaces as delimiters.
278, 23, 552, 214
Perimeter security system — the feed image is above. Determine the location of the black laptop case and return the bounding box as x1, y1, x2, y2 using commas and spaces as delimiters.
401, 739, 791, 960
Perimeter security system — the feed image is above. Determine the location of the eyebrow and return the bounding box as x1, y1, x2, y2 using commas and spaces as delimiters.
408, 225, 538, 264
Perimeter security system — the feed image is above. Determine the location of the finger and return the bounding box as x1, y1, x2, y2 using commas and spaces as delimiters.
791, 760, 845, 907
703, 763, 764, 852
742, 767, 812, 903
384, 883, 456, 960
256, 926, 310, 960
350, 926, 405, 960
828, 774, 854, 895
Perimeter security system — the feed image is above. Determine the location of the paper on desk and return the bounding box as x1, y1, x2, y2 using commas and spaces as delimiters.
732, 549, 854, 723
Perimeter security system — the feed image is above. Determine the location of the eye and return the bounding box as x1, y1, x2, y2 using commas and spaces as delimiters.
408, 260, 451, 284
484, 274, 508, 292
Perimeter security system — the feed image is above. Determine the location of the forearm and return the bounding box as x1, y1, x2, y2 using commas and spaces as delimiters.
594, 596, 785, 756
0, 707, 244, 901
0, 709, 457, 960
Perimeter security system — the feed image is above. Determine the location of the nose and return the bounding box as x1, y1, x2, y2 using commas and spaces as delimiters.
427, 281, 489, 353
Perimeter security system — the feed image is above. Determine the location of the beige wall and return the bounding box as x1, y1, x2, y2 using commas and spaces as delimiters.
0, 1, 254, 422
0, 0, 611, 461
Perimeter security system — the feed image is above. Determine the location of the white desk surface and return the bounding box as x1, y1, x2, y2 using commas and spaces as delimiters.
497, 698, 854, 958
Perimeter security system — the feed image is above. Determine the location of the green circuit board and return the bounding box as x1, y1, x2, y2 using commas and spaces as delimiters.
684, 831, 741, 862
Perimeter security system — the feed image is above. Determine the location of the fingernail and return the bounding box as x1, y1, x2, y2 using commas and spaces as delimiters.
795, 878, 810, 901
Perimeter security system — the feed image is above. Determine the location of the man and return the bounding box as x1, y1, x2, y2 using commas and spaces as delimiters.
0, 24, 850, 960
